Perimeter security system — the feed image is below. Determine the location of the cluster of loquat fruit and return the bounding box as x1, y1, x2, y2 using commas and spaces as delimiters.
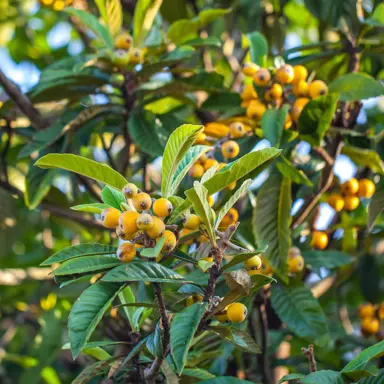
39, 0, 72, 11
359, 303, 384, 337
112, 32, 145, 68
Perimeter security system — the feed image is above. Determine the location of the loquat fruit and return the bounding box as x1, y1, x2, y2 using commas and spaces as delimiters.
284, 113, 293, 130
246, 100, 266, 120
288, 255, 305, 274
115, 33, 133, 50
101, 207, 121, 228
311, 231, 328, 250
132, 192, 152, 211
227, 181, 237, 191
186, 294, 203, 307
119, 210, 140, 235
327, 193, 345, 212
361, 317, 380, 335
221, 140, 240, 159
240, 84, 258, 101
117, 242, 136, 262
136, 213, 154, 230
189, 163, 205, 179
215, 307, 229, 322
308, 80, 328, 98
293, 65, 308, 83
179, 228, 194, 245
242, 62, 260, 77
183, 214, 201, 230
269, 83, 283, 99
146, 216, 165, 239
275, 64, 294, 84
292, 80, 309, 98
153, 198, 173, 217
129, 48, 144, 65
112, 50, 130, 67
157, 230, 177, 252
290, 97, 310, 121
341, 178, 359, 196
227, 302, 247, 323
254, 68, 271, 86
196, 133, 207, 145
207, 195, 214, 207
359, 303, 376, 319
344, 195, 360, 211
230, 122, 247, 138
358, 179, 375, 199
244, 255, 262, 271
122, 183, 138, 198
204, 158, 219, 171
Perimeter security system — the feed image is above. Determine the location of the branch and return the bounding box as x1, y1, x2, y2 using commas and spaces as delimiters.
76, 174, 102, 202
0, 120, 12, 183
0, 69, 48, 130
302, 344, 317, 373
100, 134, 118, 170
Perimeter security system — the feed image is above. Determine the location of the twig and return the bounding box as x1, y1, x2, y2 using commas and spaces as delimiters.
313, 146, 334, 166
0, 119, 12, 183
100, 134, 117, 170
301, 344, 317, 373
0, 69, 48, 130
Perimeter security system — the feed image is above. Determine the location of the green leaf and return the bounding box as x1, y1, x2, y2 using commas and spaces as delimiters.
24, 167, 54, 210
106, 0, 122, 37
147, 321, 164, 358
71, 203, 110, 214
35, 154, 127, 191
254, 172, 291, 283
341, 341, 384, 381
358, 369, 384, 384
341, 146, 384, 174
128, 110, 165, 157
298, 93, 339, 146
276, 156, 313, 186
62, 341, 113, 360
261, 105, 289, 148
94, 0, 108, 24
303, 250, 353, 271
41, 243, 117, 266
216, 179, 252, 228
101, 186, 125, 210
197, 378, 254, 384
185, 182, 216, 244
208, 326, 260, 354
133, 0, 163, 46
118, 286, 138, 331
170, 302, 208, 374
278, 373, 305, 384
270, 283, 328, 342
162, 124, 204, 197
201, 92, 243, 112
328, 73, 384, 101
172, 249, 198, 265
65, 8, 113, 48
102, 260, 187, 283
183, 368, 215, 380
140, 236, 165, 258
198, 259, 215, 272
69, 281, 122, 359
51, 255, 120, 276
183, 36, 221, 48
246, 31, 268, 65
368, 183, 384, 231
250, 274, 276, 293
221, 248, 267, 271
301, 370, 344, 384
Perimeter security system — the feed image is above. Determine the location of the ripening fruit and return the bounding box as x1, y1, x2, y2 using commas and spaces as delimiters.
129, 48, 144, 64
53, 0, 66, 11
189, 163, 205, 178
358, 179, 375, 198
308, 80, 328, 98
115, 33, 133, 50
101, 208, 121, 228
244, 255, 262, 270
275, 64, 294, 84
183, 214, 201, 230
116, 226, 140, 241
122, 183, 138, 198
204, 158, 218, 171
221, 140, 240, 159
215, 307, 229, 322
136, 213, 154, 230
113, 50, 130, 67
196, 133, 207, 145
240, 84, 258, 101
227, 181, 236, 191
186, 294, 203, 307
361, 317, 380, 335
207, 195, 214, 207
146, 216, 165, 239
201, 256, 213, 263
359, 303, 376, 319
327, 193, 345, 212
119, 210, 140, 234
284, 114, 292, 130
242, 62, 260, 77
379, 304, 384, 320
344, 195, 360, 211
157, 230, 177, 252
288, 255, 305, 273
132, 192, 152, 211
227, 302, 247, 323
292, 81, 309, 98
269, 83, 283, 99
230, 122, 247, 138
290, 97, 310, 121
153, 198, 173, 217
246, 100, 266, 120
311, 231, 328, 250
254, 68, 271, 86
341, 178, 359, 196
204, 122, 230, 138
179, 228, 194, 245
293, 65, 308, 84
117, 242, 136, 262
227, 207, 239, 223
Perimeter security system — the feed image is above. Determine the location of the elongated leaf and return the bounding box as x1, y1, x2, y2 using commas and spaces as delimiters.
35, 154, 127, 190
254, 172, 291, 283
118, 286, 139, 331
69, 281, 122, 359
183, 36, 221, 48
301, 370, 346, 384
183, 368, 215, 380
261, 105, 289, 148
208, 326, 260, 354
185, 182, 215, 243
52, 255, 120, 276
303, 250, 353, 271
137, 0, 163, 46
65, 8, 113, 48
358, 369, 384, 384
276, 156, 313, 186
246, 31, 268, 65
106, 0, 122, 37
41, 243, 117, 266
101, 186, 125, 210
71, 203, 110, 214
368, 183, 384, 231
278, 373, 305, 384
162, 124, 204, 197
140, 236, 165, 258
341, 146, 384, 174
341, 341, 384, 381
270, 283, 328, 342
221, 248, 267, 271
173, 249, 198, 265
147, 321, 164, 358
329, 73, 384, 101
215, 180, 252, 229
170, 302, 208, 374
298, 93, 339, 146
102, 260, 187, 283
25, 167, 54, 210
250, 274, 276, 293
201, 163, 219, 184
94, 0, 108, 24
